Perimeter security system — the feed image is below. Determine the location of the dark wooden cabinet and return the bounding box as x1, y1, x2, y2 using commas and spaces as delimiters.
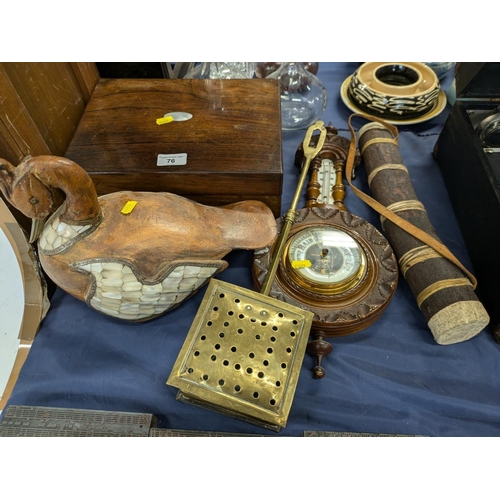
0, 62, 99, 164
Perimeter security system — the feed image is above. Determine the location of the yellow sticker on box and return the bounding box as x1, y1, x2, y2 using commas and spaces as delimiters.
156, 116, 174, 125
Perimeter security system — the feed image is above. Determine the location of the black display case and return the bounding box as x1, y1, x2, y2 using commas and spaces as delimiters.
434, 62, 500, 340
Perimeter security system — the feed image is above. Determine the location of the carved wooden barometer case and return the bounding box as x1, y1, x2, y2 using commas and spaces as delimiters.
252, 126, 398, 377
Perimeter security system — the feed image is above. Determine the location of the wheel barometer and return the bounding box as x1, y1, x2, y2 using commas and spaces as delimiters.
252, 125, 398, 378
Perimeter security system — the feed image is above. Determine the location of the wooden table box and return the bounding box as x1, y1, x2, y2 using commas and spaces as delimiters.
65, 78, 283, 217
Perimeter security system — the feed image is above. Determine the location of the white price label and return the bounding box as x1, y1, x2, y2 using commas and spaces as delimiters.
157, 153, 187, 166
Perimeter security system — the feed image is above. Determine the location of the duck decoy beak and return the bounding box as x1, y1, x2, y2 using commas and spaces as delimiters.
29, 216, 47, 243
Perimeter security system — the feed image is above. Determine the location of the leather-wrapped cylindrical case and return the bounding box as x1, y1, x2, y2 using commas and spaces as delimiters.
358, 121, 489, 345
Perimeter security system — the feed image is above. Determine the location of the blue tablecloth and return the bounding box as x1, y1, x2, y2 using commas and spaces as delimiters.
4, 62, 500, 437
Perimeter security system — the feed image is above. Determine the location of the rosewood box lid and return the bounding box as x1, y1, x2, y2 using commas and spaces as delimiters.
65, 78, 283, 216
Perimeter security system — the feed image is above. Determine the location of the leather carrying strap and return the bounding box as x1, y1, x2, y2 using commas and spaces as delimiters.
346, 113, 477, 289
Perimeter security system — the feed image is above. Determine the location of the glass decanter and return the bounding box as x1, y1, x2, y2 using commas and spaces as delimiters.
184, 62, 255, 79
266, 62, 327, 130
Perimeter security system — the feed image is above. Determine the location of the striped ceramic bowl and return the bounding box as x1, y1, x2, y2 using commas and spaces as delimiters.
348, 62, 440, 120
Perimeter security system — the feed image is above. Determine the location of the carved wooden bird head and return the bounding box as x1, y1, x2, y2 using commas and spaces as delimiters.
0, 156, 56, 220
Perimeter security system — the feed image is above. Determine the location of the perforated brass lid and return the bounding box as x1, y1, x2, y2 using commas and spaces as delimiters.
167, 279, 314, 431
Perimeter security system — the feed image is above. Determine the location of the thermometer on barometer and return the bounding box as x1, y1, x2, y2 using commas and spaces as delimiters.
317, 158, 335, 205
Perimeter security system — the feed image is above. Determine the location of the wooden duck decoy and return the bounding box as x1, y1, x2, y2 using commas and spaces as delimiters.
0, 155, 278, 321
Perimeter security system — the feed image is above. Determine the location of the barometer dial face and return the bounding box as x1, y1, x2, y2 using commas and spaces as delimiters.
285, 226, 367, 293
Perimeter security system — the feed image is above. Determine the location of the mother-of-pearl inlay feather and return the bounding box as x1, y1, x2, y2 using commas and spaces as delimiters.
75, 261, 219, 320
39, 206, 93, 254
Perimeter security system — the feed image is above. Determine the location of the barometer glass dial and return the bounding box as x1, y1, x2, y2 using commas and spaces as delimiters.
285, 226, 366, 293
